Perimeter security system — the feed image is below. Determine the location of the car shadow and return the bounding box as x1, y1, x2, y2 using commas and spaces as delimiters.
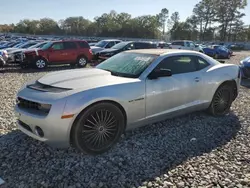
0, 111, 241, 188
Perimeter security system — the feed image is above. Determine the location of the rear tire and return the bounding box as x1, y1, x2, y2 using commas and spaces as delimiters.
71, 102, 125, 155
208, 84, 233, 116
77, 56, 88, 68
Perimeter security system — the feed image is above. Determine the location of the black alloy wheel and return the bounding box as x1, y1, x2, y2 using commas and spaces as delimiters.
208, 84, 233, 116
72, 102, 125, 155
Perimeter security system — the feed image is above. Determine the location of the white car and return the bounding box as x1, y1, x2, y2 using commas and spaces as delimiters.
170, 40, 204, 52
91, 39, 122, 55
15, 49, 240, 155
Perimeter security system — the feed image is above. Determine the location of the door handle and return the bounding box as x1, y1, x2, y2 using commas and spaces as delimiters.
194, 77, 200, 82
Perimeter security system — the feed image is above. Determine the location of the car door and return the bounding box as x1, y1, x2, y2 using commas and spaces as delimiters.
48, 42, 66, 63
145, 55, 204, 118
63, 41, 78, 62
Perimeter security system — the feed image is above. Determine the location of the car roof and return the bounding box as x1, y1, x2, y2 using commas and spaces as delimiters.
102, 39, 122, 42
126, 49, 201, 56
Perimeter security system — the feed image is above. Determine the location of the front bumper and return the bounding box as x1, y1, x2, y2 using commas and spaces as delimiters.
14, 88, 73, 148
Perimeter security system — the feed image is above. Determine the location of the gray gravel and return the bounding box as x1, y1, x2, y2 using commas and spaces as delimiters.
0, 53, 250, 188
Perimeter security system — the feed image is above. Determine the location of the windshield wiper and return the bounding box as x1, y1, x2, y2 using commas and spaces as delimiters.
102, 69, 136, 78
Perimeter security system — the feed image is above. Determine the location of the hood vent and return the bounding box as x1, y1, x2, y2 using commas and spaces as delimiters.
27, 81, 72, 93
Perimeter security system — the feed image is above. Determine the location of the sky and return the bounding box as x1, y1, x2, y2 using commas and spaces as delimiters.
0, 0, 249, 25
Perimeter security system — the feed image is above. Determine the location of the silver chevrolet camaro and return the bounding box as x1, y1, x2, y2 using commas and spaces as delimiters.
15, 49, 240, 155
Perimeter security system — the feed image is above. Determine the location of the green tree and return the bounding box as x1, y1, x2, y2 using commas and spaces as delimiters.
214, 0, 247, 41
168, 12, 180, 31
158, 8, 169, 36
193, 0, 216, 40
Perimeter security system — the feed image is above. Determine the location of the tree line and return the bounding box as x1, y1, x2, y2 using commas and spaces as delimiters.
0, 0, 250, 42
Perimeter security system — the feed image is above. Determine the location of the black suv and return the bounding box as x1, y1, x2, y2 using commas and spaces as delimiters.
97, 41, 156, 60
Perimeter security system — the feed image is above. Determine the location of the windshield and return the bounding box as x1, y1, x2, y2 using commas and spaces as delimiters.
95, 41, 109, 48
41, 42, 53, 50
111, 42, 129, 49
96, 52, 157, 78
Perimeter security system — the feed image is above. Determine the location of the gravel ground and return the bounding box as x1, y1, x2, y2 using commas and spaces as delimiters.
0, 52, 250, 188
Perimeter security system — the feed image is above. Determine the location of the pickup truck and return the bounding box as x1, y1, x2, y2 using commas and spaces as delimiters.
170, 40, 204, 53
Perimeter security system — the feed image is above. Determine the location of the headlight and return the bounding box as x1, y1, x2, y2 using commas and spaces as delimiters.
37, 103, 51, 113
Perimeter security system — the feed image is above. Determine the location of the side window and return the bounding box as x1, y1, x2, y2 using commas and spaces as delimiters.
51, 42, 64, 50
78, 41, 89, 48
196, 57, 210, 70
157, 56, 197, 75
64, 42, 77, 50
172, 41, 184, 46
105, 41, 115, 48
186, 42, 190, 47
134, 43, 143, 49
124, 43, 135, 50
190, 42, 195, 48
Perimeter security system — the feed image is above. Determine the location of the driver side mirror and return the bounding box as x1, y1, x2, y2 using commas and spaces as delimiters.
148, 68, 172, 80
195, 44, 199, 47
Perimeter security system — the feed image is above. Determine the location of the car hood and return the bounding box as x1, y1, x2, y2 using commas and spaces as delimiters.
91, 46, 105, 53
9, 48, 26, 54
37, 68, 138, 90
100, 48, 119, 54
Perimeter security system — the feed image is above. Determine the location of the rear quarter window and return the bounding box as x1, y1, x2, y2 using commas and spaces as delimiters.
78, 41, 90, 49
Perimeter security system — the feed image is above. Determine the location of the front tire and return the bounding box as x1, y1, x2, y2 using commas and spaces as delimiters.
208, 84, 233, 116
35, 58, 47, 69
71, 102, 125, 155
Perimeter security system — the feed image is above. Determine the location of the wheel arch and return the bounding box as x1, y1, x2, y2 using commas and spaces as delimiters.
214, 80, 238, 101
77, 54, 89, 61
69, 100, 127, 145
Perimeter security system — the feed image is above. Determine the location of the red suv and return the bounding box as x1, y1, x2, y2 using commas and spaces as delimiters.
20, 40, 93, 69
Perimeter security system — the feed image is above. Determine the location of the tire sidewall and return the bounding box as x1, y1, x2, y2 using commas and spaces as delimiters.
209, 84, 233, 116
35, 58, 47, 69
77, 56, 88, 67
72, 102, 125, 155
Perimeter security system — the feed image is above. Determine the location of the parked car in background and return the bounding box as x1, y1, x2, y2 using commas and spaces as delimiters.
202, 45, 231, 59
0, 50, 8, 63
4, 41, 39, 54
20, 40, 92, 69
239, 56, 250, 79
98, 41, 157, 60
89, 42, 97, 46
9, 42, 48, 64
157, 42, 170, 49
223, 45, 233, 56
91, 39, 122, 58
0, 55, 5, 67
15, 49, 240, 155
170, 40, 204, 52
